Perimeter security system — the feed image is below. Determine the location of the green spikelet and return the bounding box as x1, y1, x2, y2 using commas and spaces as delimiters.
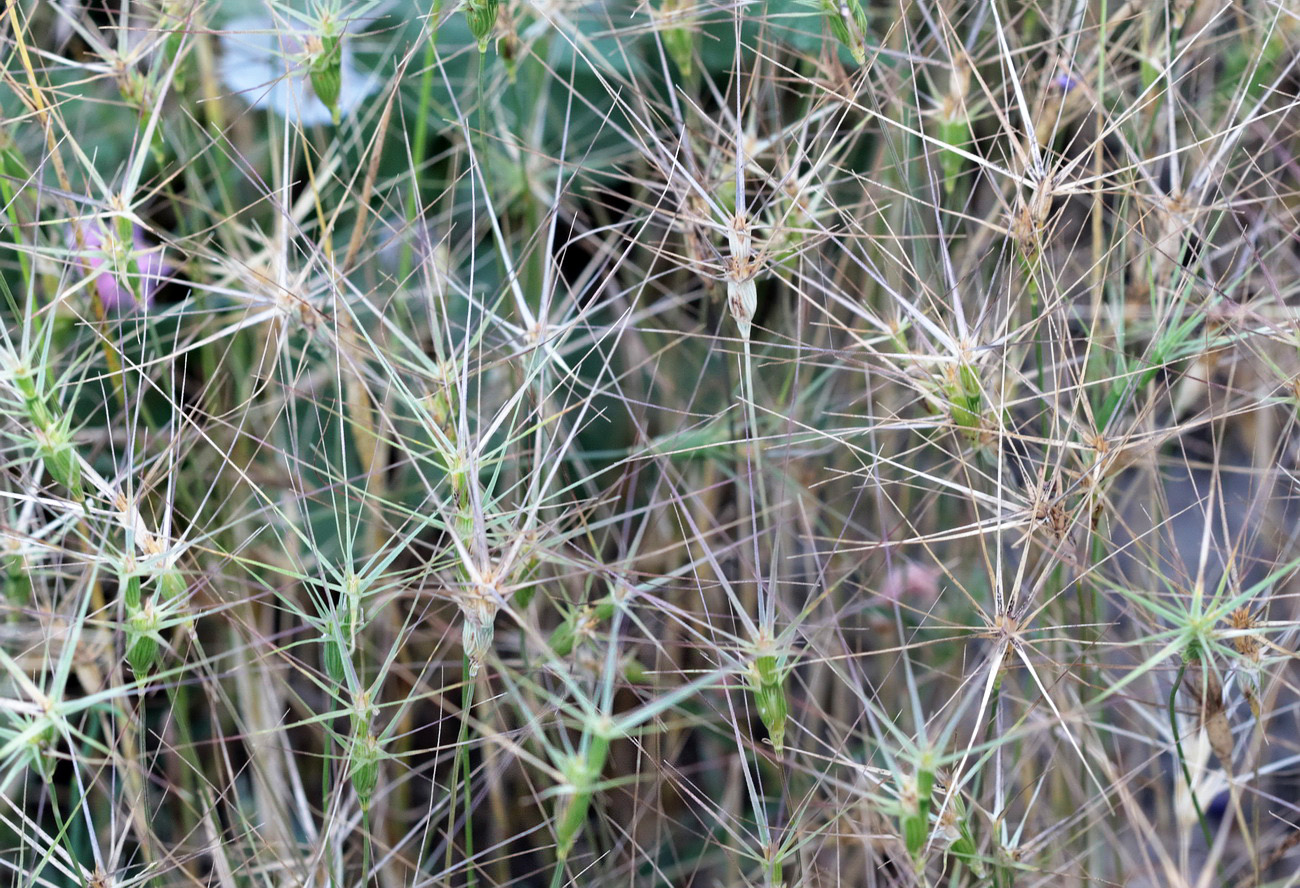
465, 0, 501, 53
752, 654, 789, 753
915, 755, 935, 820
548, 595, 616, 658
323, 632, 347, 684
937, 111, 971, 195
548, 612, 578, 658
4, 551, 31, 608
350, 732, 382, 809
121, 568, 142, 611
554, 735, 610, 862
941, 795, 984, 876
659, 0, 694, 76
900, 778, 928, 860
938, 359, 986, 447
822, 0, 868, 64
311, 36, 343, 124
622, 656, 648, 684
35, 423, 83, 502
126, 603, 162, 676
460, 593, 498, 676
902, 810, 928, 859
157, 566, 186, 603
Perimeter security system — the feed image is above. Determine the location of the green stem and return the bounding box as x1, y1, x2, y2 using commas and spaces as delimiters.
445, 655, 478, 888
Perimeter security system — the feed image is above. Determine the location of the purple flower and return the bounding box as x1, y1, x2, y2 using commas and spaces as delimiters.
1052, 72, 1080, 93
72, 219, 175, 312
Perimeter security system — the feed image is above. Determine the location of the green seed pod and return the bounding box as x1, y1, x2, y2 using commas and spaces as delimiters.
903, 810, 927, 859
940, 798, 983, 875
10, 362, 38, 405
428, 388, 453, 432
548, 596, 615, 658
825, 2, 851, 47
512, 548, 540, 607
163, 29, 185, 69
121, 570, 142, 611
937, 114, 970, 195
659, 0, 694, 77
310, 34, 343, 125
554, 789, 594, 862
24, 394, 52, 432
949, 830, 976, 860
350, 732, 382, 808
939, 360, 986, 447
157, 567, 186, 603
323, 633, 347, 684
623, 656, 648, 684
751, 655, 788, 751
4, 552, 31, 607
118, 67, 152, 110
934, 59, 972, 194
754, 680, 788, 752
512, 580, 536, 609
592, 596, 616, 621
822, 0, 868, 64
464, 0, 500, 53
897, 777, 929, 859
915, 760, 935, 819
662, 26, 692, 78
36, 425, 83, 502
126, 604, 161, 675
554, 740, 610, 861
954, 362, 983, 428
549, 613, 578, 658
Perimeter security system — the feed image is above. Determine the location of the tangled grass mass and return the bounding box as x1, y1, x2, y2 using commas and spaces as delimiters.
2, 0, 1300, 886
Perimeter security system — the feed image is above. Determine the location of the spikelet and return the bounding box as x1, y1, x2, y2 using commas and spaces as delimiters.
126, 601, 162, 676
658, 0, 695, 77
464, 0, 501, 53
350, 732, 383, 809
459, 584, 500, 676
751, 653, 789, 753
308, 31, 343, 125
822, 0, 869, 64
725, 214, 760, 340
